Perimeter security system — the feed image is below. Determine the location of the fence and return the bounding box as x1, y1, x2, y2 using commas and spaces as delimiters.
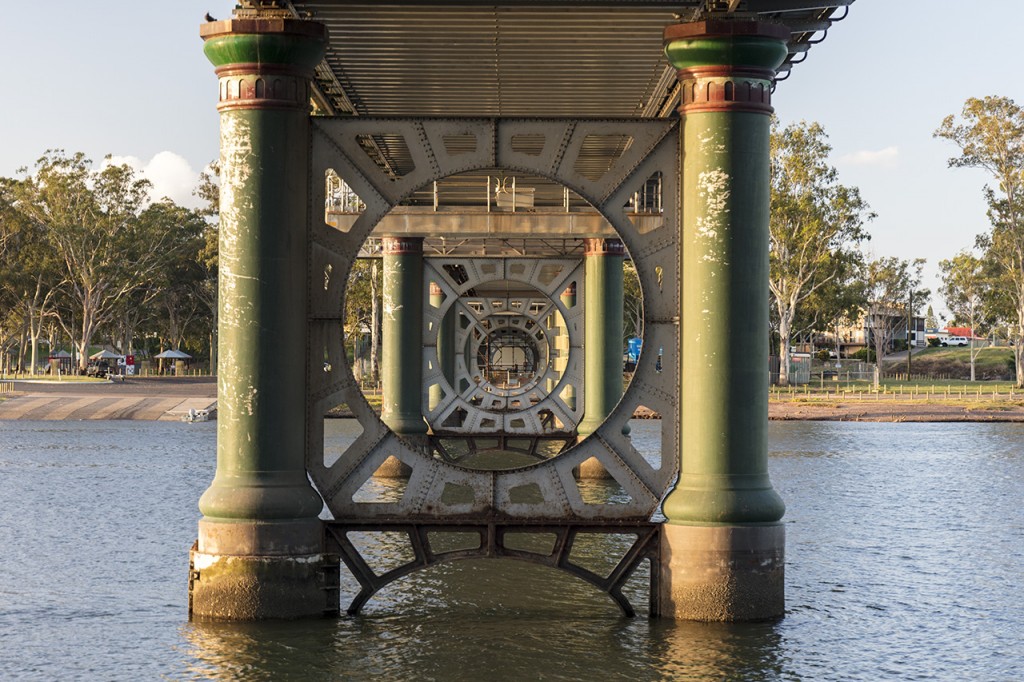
769, 355, 811, 385
771, 382, 1020, 401
0, 380, 14, 394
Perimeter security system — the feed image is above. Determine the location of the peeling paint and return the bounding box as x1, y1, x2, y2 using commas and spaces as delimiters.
192, 552, 221, 571
382, 292, 402, 320
243, 385, 258, 416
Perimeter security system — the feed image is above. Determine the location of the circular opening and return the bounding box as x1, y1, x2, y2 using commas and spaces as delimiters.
332, 167, 649, 471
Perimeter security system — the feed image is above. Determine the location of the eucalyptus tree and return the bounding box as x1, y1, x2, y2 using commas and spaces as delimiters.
145, 200, 211, 352
0, 175, 63, 373
622, 260, 643, 345
345, 258, 381, 382
935, 96, 1024, 386
940, 251, 989, 381
193, 161, 220, 371
7, 151, 175, 370
796, 256, 867, 357
769, 120, 873, 384
864, 256, 928, 388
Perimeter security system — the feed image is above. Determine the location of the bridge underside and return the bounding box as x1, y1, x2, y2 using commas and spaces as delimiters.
188, 0, 853, 622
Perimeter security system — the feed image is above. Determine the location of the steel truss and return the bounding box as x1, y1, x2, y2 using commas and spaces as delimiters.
325, 519, 661, 616
306, 117, 680, 524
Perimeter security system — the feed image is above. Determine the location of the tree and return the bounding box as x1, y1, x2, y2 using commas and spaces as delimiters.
769, 120, 873, 384
935, 96, 1024, 386
145, 200, 211, 352
864, 257, 928, 388
345, 258, 382, 382
622, 260, 643, 345
940, 251, 989, 381
194, 162, 220, 372
796, 256, 867, 357
7, 151, 175, 370
0, 178, 63, 373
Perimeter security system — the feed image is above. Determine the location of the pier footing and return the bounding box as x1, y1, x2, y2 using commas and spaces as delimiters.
657, 523, 784, 621
188, 521, 338, 620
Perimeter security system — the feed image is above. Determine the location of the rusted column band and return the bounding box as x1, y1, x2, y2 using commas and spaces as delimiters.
201, 19, 326, 113
665, 20, 790, 116
382, 236, 424, 255
582, 238, 626, 257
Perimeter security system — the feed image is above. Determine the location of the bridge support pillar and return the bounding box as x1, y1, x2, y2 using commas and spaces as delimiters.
578, 239, 625, 478
379, 236, 427, 475
556, 283, 578, 407
657, 20, 790, 621
428, 282, 455, 412
191, 17, 334, 620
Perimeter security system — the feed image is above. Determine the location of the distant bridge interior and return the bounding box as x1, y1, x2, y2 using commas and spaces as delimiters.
189, 0, 853, 621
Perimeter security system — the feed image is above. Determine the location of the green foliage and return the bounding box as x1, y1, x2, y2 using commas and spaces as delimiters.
936, 96, 1024, 386
851, 348, 876, 362
928, 336, 941, 347
902, 346, 1016, 381
0, 150, 218, 369
864, 256, 928, 386
768, 119, 872, 384
815, 349, 831, 362
622, 260, 642, 345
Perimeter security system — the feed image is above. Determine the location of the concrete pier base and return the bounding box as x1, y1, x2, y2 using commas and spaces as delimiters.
657, 523, 784, 621
576, 456, 613, 480
189, 520, 338, 620
372, 455, 412, 478
189, 550, 337, 620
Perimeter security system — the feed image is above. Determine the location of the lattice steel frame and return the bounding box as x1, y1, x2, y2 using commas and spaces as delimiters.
325, 520, 661, 616
423, 257, 584, 435
307, 117, 680, 521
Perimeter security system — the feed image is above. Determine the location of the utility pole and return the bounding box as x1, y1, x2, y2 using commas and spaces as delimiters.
906, 288, 913, 378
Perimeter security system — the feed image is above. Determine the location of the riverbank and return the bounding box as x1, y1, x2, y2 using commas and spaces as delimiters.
4, 377, 1024, 422
635, 401, 1024, 422
0, 377, 217, 421
768, 398, 1024, 422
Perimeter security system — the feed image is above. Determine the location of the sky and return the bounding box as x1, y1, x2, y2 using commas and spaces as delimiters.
1, 1, 1020, 321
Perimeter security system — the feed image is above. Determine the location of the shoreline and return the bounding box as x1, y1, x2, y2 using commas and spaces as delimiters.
3, 378, 1024, 422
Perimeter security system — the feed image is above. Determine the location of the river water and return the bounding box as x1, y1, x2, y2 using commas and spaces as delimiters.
0, 419, 1021, 680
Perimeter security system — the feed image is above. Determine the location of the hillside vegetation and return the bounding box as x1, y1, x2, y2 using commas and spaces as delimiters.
885, 346, 1015, 381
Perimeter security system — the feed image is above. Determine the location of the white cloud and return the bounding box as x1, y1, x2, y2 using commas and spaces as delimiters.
102, 151, 202, 208
839, 146, 899, 168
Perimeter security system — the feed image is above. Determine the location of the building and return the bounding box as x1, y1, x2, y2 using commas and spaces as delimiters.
826, 304, 926, 357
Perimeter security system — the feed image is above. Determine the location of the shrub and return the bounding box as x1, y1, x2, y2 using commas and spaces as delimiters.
851, 348, 876, 362
816, 349, 831, 362
927, 337, 941, 347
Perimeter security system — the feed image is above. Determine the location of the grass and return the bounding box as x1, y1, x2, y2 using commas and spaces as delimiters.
884, 345, 1015, 381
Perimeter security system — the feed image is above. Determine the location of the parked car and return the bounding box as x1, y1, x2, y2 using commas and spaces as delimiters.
941, 336, 969, 347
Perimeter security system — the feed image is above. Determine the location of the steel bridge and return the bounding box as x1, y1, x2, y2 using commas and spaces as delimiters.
188, 0, 854, 622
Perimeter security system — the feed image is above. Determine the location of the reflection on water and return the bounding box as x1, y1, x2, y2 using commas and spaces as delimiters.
1, 420, 1022, 679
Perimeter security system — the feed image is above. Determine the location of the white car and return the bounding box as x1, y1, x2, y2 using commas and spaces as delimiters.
941, 336, 969, 347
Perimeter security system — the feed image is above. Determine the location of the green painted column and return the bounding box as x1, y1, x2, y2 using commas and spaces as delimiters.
578, 239, 625, 478
428, 282, 455, 412
558, 282, 577, 409
381, 237, 428, 435
191, 17, 334, 620
657, 20, 790, 622
578, 239, 625, 438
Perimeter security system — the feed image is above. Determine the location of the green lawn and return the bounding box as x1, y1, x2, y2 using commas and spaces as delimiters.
886, 346, 1015, 381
